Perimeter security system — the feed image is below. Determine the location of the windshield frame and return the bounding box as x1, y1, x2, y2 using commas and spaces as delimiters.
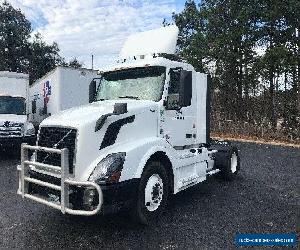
95, 66, 166, 102
0, 96, 26, 115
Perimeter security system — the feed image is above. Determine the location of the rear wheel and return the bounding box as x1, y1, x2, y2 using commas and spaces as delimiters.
220, 147, 240, 181
133, 161, 169, 225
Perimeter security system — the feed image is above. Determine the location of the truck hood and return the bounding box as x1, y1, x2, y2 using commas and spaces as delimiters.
41, 100, 159, 128
0, 114, 27, 125
36, 99, 160, 181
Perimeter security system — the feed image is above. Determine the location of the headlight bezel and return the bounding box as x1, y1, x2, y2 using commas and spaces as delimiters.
89, 152, 126, 184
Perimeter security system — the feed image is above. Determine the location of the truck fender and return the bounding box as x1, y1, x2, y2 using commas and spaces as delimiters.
133, 145, 174, 179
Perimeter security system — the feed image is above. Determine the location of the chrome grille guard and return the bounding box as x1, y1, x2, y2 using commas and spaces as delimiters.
17, 143, 103, 216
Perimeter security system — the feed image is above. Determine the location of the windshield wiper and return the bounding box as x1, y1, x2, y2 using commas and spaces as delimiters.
118, 96, 140, 100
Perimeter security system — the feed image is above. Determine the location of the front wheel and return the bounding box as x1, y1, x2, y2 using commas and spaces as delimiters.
133, 161, 170, 225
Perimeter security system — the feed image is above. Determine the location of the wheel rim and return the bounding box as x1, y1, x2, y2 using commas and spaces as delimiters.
231, 152, 238, 173
144, 174, 164, 211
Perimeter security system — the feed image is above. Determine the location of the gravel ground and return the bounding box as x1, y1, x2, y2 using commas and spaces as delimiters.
0, 142, 299, 249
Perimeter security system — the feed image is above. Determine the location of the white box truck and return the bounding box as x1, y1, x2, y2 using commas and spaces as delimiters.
0, 71, 35, 149
18, 26, 240, 225
28, 66, 99, 127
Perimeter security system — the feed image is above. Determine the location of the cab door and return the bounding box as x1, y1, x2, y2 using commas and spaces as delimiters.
162, 68, 197, 148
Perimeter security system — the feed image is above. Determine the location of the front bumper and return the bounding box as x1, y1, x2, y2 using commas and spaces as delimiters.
26, 171, 140, 215
0, 135, 36, 147
18, 144, 103, 216
18, 144, 140, 216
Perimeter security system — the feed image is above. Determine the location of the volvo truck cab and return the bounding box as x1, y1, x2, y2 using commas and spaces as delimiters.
18, 26, 240, 224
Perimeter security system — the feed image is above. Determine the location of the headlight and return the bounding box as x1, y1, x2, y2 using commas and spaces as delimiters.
89, 152, 126, 184
24, 122, 35, 136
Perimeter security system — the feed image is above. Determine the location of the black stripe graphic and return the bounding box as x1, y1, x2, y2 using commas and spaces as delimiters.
100, 115, 135, 149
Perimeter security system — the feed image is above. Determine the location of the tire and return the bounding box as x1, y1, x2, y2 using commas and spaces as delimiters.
133, 161, 170, 225
219, 146, 240, 181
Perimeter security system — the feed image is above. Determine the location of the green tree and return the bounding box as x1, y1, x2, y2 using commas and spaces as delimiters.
67, 58, 83, 68
27, 33, 64, 83
173, 0, 260, 121
0, 1, 65, 83
172, 0, 207, 72
283, 0, 300, 132
172, 0, 300, 142
0, 1, 31, 72
256, 0, 291, 128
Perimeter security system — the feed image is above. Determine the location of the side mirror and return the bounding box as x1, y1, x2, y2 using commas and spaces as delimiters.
89, 80, 97, 103
179, 71, 192, 107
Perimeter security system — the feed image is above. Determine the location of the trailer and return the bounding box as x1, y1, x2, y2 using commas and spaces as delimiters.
0, 71, 35, 149
28, 66, 99, 127
18, 26, 240, 225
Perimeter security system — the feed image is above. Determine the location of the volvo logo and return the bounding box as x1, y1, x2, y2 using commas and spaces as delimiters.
3, 121, 10, 127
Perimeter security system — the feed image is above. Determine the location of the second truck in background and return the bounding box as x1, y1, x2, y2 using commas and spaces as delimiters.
28, 66, 99, 127
0, 71, 35, 149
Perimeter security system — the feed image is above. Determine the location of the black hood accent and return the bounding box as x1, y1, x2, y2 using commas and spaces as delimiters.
95, 103, 128, 132
100, 115, 135, 150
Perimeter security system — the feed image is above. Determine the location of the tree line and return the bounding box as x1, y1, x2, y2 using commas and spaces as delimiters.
169, 0, 299, 142
0, 1, 83, 84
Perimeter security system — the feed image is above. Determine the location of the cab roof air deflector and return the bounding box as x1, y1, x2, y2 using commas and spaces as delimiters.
120, 25, 179, 59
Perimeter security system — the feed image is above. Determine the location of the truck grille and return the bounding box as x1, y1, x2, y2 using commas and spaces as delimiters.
37, 127, 77, 174
0, 123, 22, 137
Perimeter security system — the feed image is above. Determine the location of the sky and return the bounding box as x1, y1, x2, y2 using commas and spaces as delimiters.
6, 0, 198, 69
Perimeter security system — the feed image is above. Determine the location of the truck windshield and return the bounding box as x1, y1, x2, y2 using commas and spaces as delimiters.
0, 96, 26, 115
96, 66, 166, 102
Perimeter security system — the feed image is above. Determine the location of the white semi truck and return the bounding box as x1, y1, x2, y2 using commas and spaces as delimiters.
28, 66, 99, 127
18, 26, 240, 224
0, 71, 35, 149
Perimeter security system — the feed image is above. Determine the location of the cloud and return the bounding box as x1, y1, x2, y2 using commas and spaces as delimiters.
7, 0, 181, 69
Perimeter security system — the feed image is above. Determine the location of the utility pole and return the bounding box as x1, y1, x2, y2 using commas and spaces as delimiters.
92, 54, 94, 70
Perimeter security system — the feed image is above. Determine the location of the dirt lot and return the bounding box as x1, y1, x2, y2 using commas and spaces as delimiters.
0, 141, 299, 249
